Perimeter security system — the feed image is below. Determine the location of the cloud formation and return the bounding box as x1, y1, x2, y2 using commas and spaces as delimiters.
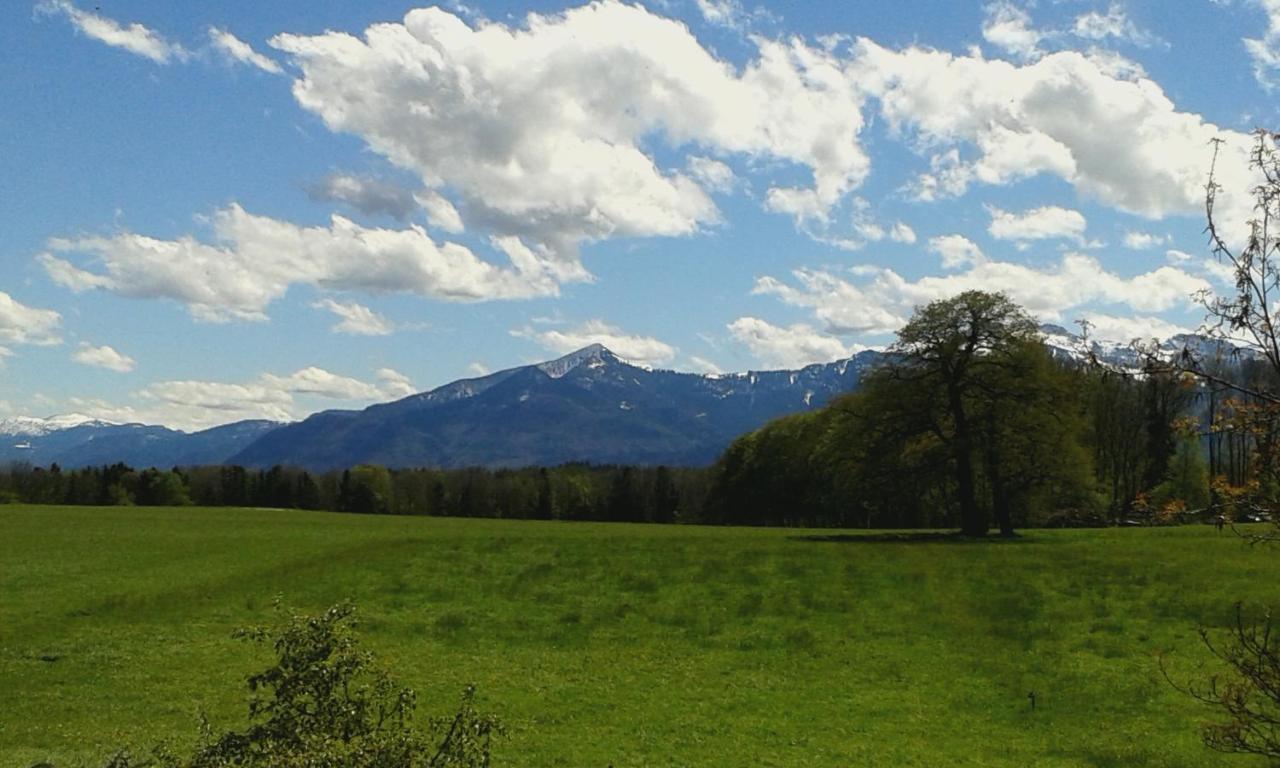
41, 204, 563, 321
312, 299, 395, 336
1244, 0, 1280, 88
72, 343, 135, 373
208, 28, 283, 74
0, 291, 62, 357
37, 0, 187, 63
269, 1, 870, 263
987, 205, 1087, 243
306, 174, 418, 221
754, 253, 1209, 338
71, 365, 416, 431
859, 41, 1258, 235
512, 319, 677, 368
727, 317, 851, 369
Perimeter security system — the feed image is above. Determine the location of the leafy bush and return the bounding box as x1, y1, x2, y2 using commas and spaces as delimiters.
97, 602, 502, 768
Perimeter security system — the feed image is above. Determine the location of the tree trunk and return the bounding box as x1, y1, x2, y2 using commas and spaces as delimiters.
985, 419, 1015, 537
949, 384, 986, 536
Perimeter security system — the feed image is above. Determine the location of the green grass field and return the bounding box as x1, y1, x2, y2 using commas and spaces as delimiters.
2, 506, 1278, 767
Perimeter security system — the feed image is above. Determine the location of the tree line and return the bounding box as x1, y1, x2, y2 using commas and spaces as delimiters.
0, 461, 713, 524
7, 292, 1279, 533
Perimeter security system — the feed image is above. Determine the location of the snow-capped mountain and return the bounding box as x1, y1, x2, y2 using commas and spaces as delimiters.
3, 328, 1256, 471
1038, 324, 1252, 369
229, 345, 882, 471
0, 417, 282, 468
0, 413, 118, 437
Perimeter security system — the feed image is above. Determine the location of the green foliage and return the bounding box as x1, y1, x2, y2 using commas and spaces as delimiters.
94, 602, 501, 768
709, 292, 1107, 533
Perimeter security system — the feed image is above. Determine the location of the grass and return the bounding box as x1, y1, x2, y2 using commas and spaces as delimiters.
1, 505, 1278, 767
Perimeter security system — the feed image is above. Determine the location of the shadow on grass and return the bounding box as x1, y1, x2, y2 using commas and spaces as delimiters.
789, 531, 1034, 544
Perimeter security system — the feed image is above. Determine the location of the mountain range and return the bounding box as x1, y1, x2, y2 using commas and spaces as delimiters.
0, 326, 1241, 471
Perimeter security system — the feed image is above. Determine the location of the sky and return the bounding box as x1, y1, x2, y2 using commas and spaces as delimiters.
2, 0, 1278, 431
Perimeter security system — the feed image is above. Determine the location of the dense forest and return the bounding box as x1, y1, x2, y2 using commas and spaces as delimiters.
5, 290, 1278, 532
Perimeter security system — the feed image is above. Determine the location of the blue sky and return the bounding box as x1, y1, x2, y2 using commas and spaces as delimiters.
2, 0, 1278, 430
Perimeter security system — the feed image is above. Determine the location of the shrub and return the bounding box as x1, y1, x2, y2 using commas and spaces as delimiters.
97, 602, 502, 768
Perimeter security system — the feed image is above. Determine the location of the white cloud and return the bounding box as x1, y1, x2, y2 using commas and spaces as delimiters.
0, 291, 62, 348
1072, 5, 1162, 48
754, 254, 1209, 338
858, 42, 1259, 237
889, 221, 917, 244
982, 1, 1043, 60
727, 317, 850, 369
1166, 248, 1194, 263
37, 0, 187, 64
312, 298, 395, 336
687, 156, 738, 193
1123, 230, 1169, 249
511, 319, 677, 367
1243, 0, 1280, 88
466, 362, 491, 377
269, 2, 869, 260
261, 367, 384, 400
1077, 312, 1189, 342
415, 191, 465, 234
208, 28, 283, 74
987, 205, 1088, 242
72, 343, 135, 373
41, 204, 563, 321
70, 364, 415, 431
307, 174, 418, 221
928, 235, 985, 269
376, 368, 416, 398
693, 0, 775, 34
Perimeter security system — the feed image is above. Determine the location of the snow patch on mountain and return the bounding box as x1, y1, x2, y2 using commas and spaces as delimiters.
0, 413, 118, 437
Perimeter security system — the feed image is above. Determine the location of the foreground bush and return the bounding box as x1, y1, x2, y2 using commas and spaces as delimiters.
99, 602, 502, 768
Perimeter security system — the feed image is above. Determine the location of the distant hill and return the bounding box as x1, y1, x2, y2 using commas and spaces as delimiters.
0, 417, 281, 469
229, 345, 881, 470
4, 327, 1248, 471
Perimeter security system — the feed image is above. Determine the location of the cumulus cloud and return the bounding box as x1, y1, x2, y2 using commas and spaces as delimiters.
37, 0, 187, 63
312, 298, 395, 336
754, 254, 1209, 338
687, 156, 738, 193
987, 205, 1088, 243
72, 343, 135, 373
208, 28, 283, 74
306, 174, 418, 221
890, 221, 917, 244
929, 235, 985, 269
1077, 312, 1189, 342
41, 204, 563, 321
858, 41, 1259, 237
1123, 230, 1169, 249
982, 1, 1043, 60
269, 2, 869, 260
71, 364, 414, 431
0, 291, 62, 355
511, 319, 677, 368
376, 368, 417, 398
727, 317, 850, 369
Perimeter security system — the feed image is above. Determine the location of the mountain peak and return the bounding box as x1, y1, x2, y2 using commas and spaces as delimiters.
537, 344, 618, 379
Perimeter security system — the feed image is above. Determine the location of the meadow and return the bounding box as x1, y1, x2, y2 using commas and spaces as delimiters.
2, 505, 1278, 767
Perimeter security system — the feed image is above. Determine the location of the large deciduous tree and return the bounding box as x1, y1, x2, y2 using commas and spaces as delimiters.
884, 291, 1044, 536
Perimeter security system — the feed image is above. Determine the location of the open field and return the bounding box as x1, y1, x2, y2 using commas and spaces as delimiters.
2, 506, 1278, 767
